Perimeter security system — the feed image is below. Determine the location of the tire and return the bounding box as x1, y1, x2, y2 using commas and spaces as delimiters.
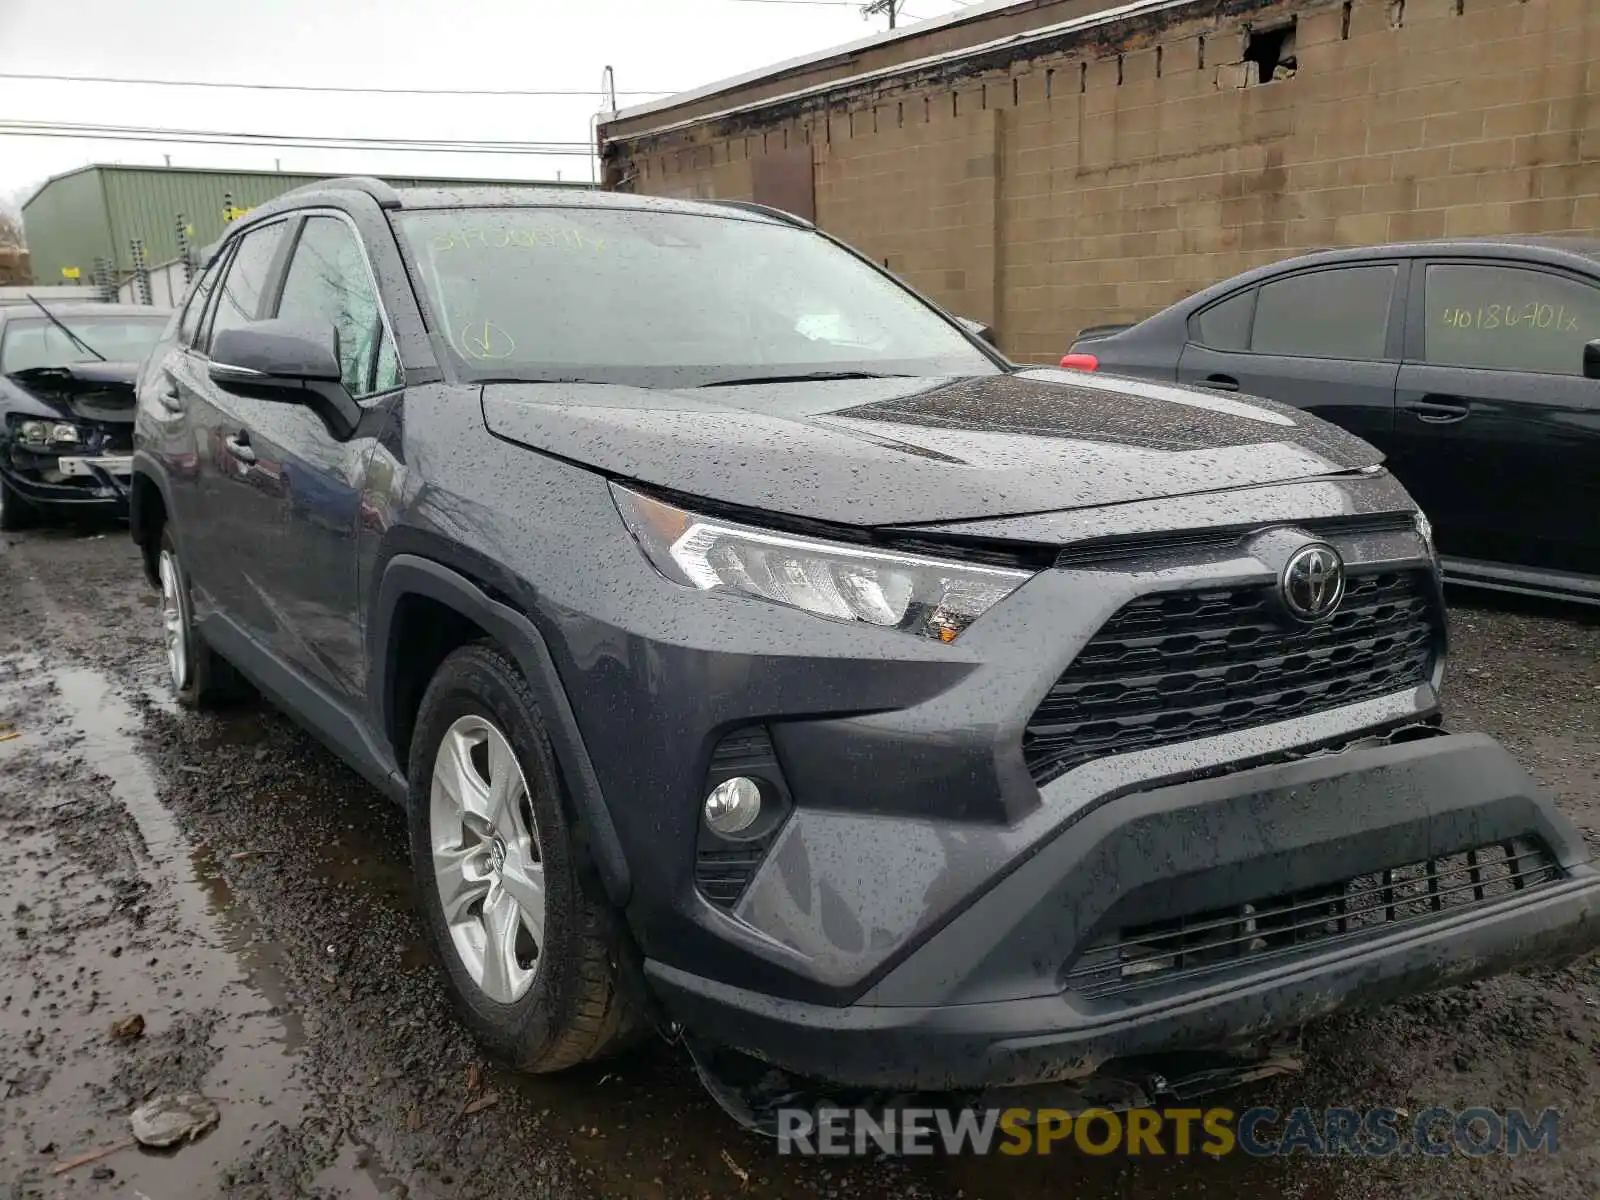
0, 477, 38, 531
408, 642, 641, 1073
156, 527, 243, 708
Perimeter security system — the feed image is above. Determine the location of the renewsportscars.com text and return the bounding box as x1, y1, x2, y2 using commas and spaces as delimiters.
777, 1106, 1561, 1158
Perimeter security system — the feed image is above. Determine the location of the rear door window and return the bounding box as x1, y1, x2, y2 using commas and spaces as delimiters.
1250, 265, 1398, 361
1421, 263, 1600, 376
202, 221, 288, 354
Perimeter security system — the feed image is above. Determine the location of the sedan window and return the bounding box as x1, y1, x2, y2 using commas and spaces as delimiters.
1250, 265, 1397, 361
1422, 263, 1600, 376
1192, 289, 1254, 350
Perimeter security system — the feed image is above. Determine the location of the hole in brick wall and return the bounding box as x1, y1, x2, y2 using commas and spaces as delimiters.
1243, 20, 1297, 84
1454, 0, 1464, 13
1045, 67, 1054, 98
952, 91, 959, 117
1116, 54, 1124, 85
1389, 0, 1405, 28
897, 100, 904, 127
1341, 1, 1352, 38
1013, 77, 1019, 106
981, 82, 988, 110
1198, 34, 1206, 68
1156, 45, 1164, 77
1079, 62, 1088, 92
924, 96, 930, 121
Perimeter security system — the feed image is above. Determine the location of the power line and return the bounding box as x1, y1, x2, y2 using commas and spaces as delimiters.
0, 122, 596, 157
0, 70, 679, 98
1, 119, 591, 148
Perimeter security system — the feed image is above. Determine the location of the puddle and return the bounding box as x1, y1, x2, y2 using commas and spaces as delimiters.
0, 664, 328, 1194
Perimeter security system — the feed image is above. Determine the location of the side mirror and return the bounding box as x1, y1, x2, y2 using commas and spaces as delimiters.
1584, 339, 1600, 381
209, 321, 342, 391
208, 321, 360, 439
956, 316, 998, 347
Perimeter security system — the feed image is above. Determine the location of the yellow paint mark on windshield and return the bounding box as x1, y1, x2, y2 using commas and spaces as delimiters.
460, 320, 517, 360
431, 227, 604, 253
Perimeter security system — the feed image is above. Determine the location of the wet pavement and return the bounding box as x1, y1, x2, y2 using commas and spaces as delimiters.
1, 522, 1595, 1199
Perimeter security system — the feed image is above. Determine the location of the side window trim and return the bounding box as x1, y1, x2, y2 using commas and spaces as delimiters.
269, 207, 404, 397
1404, 256, 1597, 370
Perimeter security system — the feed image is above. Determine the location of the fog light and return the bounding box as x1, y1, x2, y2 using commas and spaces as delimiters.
704, 777, 762, 835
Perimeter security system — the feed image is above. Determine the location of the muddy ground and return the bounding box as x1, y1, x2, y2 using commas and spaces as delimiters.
1, 522, 1595, 1200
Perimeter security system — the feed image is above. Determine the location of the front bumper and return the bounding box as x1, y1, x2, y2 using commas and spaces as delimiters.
1, 456, 132, 511
647, 731, 1600, 1090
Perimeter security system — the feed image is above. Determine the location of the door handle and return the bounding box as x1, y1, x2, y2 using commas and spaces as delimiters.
224, 433, 257, 464
1201, 374, 1240, 392
1403, 399, 1470, 424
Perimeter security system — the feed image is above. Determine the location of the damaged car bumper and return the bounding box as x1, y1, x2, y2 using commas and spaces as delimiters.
649, 729, 1600, 1090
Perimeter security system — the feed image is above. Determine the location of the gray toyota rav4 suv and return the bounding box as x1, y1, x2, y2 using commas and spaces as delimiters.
130, 178, 1599, 1107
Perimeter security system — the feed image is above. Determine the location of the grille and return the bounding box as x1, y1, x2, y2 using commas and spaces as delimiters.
1024, 570, 1440, 785
1065, 838, 1560, 1003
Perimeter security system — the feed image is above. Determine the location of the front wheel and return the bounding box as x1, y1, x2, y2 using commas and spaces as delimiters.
407, 642, 641, 1072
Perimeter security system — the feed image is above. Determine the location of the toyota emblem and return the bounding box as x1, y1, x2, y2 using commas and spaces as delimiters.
1280, 543, 1345, 622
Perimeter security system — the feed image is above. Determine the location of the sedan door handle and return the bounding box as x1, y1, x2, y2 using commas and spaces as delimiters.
153, 379, 184, 413
1201, 374, 1240, 392
224, 433, 257, 464
1403, 399, 1471, 424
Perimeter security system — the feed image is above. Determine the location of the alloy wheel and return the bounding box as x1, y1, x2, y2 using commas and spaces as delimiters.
157, 549, 189, 691
429, 714, 546, 1004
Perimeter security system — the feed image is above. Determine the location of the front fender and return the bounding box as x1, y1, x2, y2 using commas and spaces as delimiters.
369, 553, 632, 907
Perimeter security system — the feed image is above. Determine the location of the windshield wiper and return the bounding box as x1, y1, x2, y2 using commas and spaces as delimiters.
26, 294, 105, 362
699, 370, 911, 387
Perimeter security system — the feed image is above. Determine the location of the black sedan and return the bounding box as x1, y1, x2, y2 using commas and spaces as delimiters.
0, 301, 171, 528
1065, 237, 1600, 605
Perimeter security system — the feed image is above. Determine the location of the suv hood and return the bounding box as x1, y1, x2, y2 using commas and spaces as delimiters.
481, 368, 1383, 527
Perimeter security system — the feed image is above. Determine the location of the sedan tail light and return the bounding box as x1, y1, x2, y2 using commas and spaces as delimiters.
1059, 353, 1099, 371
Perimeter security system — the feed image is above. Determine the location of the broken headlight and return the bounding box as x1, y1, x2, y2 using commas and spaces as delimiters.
613, 485, 1032, 643
12, 419, 82, 448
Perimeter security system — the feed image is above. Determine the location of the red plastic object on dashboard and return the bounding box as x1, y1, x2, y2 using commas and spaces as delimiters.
1058, 353, 1099, 371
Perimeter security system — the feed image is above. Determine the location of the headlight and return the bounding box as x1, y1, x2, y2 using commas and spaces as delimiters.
613, 485, 1033, 642
12, 420, 81, 447
1414, 510, 1439, 567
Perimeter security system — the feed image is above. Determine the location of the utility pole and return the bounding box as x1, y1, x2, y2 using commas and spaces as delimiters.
862, 0, 901, 30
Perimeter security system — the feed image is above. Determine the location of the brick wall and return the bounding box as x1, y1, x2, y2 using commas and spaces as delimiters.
605, 0, 1599, 362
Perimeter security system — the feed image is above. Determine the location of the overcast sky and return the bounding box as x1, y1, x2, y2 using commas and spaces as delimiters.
0, 0, 990, 210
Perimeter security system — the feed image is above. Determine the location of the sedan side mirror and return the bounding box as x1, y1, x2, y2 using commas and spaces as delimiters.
1584, 339, 1600, 381
208, 321, 360, 438
956, 316, 998, 348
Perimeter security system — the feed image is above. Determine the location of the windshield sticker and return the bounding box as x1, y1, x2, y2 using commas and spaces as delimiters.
459, 320, 517, 360
430, 228, 605, 254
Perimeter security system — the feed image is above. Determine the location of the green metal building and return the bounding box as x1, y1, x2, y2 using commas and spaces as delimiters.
22, 164, 590, 284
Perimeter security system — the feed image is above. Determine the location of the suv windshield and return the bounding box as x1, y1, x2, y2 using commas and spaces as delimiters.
394, 206, 999, 387
0, 315, 168, 373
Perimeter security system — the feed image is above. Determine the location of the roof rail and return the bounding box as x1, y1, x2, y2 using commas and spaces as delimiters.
273, 175, 402, 209
325, 176, 404, 209
706, 199, 813, 229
